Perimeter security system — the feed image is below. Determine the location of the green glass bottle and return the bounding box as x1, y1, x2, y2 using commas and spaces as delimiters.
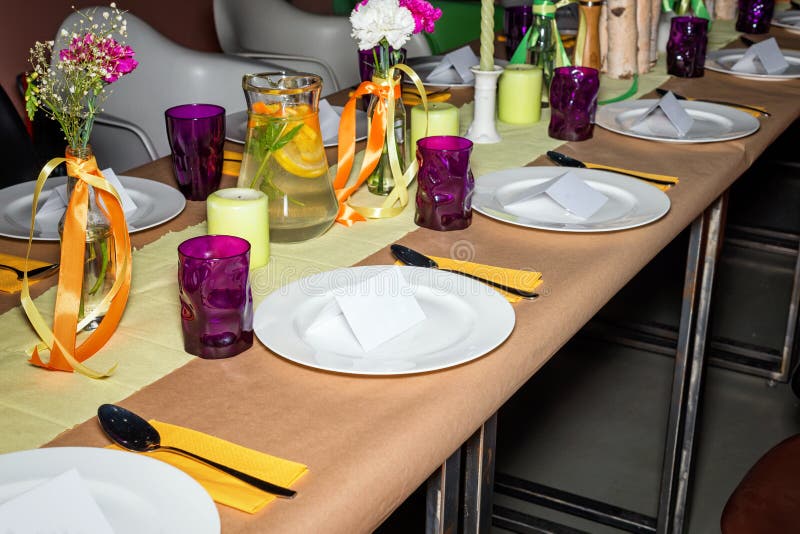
528, 0, 557, 89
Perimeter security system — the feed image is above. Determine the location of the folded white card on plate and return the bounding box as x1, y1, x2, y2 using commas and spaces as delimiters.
318, 99, 341, 139
501, 171, 609, 219
0, 468, 114, 534
427, 46, 478, 84
306, 266, 426, 353
35, 168, 138, 224
731, 38, 789, 74
632, 91, 694, 137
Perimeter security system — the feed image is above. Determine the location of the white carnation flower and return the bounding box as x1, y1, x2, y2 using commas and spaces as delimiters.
350, 0, 415, 50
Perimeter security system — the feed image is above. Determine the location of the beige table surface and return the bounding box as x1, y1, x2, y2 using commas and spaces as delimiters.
2, 28, 799, 534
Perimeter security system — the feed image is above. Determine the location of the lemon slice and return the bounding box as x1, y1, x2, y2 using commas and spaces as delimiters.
273, 123, 328, 178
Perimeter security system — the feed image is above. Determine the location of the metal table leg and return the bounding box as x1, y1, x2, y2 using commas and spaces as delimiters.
657, 195, 726, 534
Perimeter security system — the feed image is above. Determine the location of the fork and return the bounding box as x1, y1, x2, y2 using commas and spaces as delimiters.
0, 262, 60, 280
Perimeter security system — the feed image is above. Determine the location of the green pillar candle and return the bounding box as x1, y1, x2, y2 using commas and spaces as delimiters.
498, 64, 543, 124
207, 188, 270, 269
410, 102, 461, 162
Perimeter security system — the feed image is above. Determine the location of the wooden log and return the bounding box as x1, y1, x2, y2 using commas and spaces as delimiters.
636, 0, 652, 73
606, 0, 638, 78
649, 0, 661, 65
599, 2, 609, 72
715, 0, 737, 20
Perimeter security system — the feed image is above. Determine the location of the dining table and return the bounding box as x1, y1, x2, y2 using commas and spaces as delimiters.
1, 19, 799, 534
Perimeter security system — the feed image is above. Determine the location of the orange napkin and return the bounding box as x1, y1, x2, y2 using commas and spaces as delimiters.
581, 163, 679, 191
0, 253, 53, 294
223, 150, 243, 177
396, 255, 543, 303
109, 420, 307, 514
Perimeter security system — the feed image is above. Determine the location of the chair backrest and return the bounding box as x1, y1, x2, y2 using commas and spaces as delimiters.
54, 9, 287, 171
0, 84, 39, 187
425, 1, 505, 55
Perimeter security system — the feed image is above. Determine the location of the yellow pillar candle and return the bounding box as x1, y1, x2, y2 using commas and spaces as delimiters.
206, 188, 270, 269
410, 102, 461, 162
498, 64, 543, 124
480, 0, 495, 71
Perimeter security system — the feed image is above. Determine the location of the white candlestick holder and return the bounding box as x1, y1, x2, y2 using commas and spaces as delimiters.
466, 65, 502, 144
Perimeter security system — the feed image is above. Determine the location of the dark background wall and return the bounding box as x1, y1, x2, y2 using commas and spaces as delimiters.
1, 1, 332, 118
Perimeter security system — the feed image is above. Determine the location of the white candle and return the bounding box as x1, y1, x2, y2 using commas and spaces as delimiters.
207, 188, 270, 269
410, 102, 460, 162
480, 0, 495, 71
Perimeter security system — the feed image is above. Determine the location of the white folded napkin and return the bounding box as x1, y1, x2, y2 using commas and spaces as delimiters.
426, 46, 478, 84
0, 468, 114, 534
36, 168, 138, 224
304, 266, 426, 353
499, 172, 609, 219
318, 99, 341, 140
731, 38, 789, 75
631, 91, 694, 137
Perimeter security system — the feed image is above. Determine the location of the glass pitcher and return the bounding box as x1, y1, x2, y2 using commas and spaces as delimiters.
237, 73, 338, 243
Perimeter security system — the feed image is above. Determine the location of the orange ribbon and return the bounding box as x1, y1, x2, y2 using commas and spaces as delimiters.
332, 80, 401, 226
21, 153, 131, 378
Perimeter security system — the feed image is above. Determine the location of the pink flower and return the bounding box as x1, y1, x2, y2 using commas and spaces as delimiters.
59, 33, 138, 83
399, 0, 441, 34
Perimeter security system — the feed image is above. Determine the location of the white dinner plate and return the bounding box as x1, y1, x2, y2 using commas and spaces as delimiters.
472, 167, 671, 232
595, 99, 760, 143
705, 48, 800, 80
772, 11, 800, 33
405, 56, 508, 87
0, 175, 186, 241
225, 107, 368, 146
0, 447, 219, 534
254, 266, 515, 375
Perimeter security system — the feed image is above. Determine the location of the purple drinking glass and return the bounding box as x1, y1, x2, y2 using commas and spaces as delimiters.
667, 16, 709, 78
415, 136, 475, 231
358, 46, 407, 82
178, 235, 253, 359
504, 5, 534, 58
735, 0, 774, 34
548, 66, 600, 142
165, 103, 226, 201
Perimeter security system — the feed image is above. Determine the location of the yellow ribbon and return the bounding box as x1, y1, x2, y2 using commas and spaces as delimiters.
333, 63, 428, 225
21, 153, 131, 378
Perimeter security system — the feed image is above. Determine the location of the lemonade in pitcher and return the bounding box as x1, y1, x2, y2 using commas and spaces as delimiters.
237, 73, 338, 243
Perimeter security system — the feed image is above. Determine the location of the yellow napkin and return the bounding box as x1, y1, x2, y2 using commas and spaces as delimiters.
582, 163, 679, 191
396, 255, 543, 303
401, 89, 452, 107
109, 420, 307, 514
0, 253, 53, 294
223, 150, 243, 177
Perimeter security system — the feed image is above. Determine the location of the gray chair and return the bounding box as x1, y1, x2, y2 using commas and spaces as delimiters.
54, 10, 288, 172
213, 0, 432, 94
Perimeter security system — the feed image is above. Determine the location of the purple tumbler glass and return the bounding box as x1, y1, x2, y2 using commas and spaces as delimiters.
548, 66, 600, 141
415, 136, 474, 231
667, 16, 709, 78
178, 235, 253, 359
504, 5, 534, 58
735, 0, 774, 34
165, 103, 225, 201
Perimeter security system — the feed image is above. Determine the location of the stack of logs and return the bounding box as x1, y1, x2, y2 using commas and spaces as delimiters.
598, 0, 738, 78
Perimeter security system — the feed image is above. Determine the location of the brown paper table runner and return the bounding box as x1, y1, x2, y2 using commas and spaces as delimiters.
5, 28, 800, 534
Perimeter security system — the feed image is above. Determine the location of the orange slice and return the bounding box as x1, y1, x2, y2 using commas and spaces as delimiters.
273, 120, 327, 178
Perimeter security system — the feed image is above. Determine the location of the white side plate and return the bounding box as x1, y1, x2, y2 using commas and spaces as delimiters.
596, 99, 760, 143
705, 48, 800, 80
472, 167, 671, 232
0, 447, 219, 534
772, 11, 800, 34
0, 176, 186, 241
254, 266, 515, 375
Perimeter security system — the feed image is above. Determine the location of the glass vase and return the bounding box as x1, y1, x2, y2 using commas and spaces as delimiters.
366, 73, 407, 196
59, 145, 115, 330
237, 72, 338, 243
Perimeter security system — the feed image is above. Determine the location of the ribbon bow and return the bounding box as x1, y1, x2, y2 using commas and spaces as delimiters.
22, 154, 132, 378
333, 63, 428, 226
